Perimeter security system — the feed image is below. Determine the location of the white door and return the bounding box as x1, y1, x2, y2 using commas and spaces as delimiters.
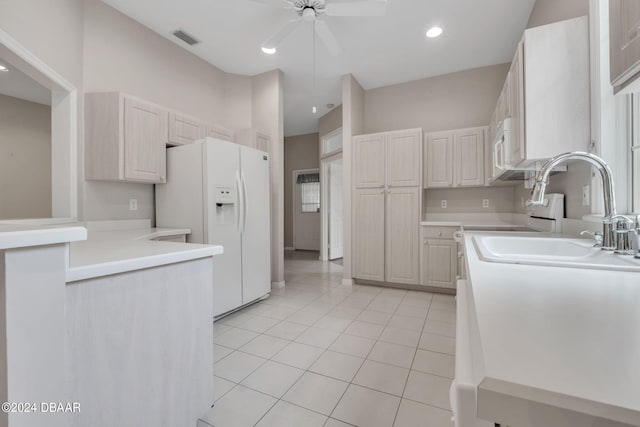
294, 170, 321, 251
240, 146, 271, 304
328, 158, 343, 260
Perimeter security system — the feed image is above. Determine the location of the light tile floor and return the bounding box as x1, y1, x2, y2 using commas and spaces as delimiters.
200, 251, 456, 427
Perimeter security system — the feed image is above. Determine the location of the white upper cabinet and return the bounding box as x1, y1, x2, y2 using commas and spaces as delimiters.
236, 129, 271, 153
424, 131, 454, 188
206, 124, 235, 142
168, 112, 205, 146
424, 127, 486, 188
85, 92, 167, 184
514, 17, 589, 166
454, 128, 484, 187
353, 133, 386, 188
386, 129, 422, 187
610, 0, 640, 90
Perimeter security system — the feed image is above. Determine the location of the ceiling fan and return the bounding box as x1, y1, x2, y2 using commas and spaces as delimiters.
253, 0, 388, 55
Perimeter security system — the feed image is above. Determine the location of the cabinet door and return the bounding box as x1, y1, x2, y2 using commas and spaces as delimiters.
422, 238, 457, 289
610, 0, 640, 87
454, 128, 484, 187
509, 41, 525, 167
123, 98, 167, 183
255, 133, 270, 153
168, 112, 205, 146
386, 129, 422, 187
353, 134, 386, 188
206, 124, 235, 142
353, 188, 385, 281
424, 132, 453, 188
385, 187, 420, 285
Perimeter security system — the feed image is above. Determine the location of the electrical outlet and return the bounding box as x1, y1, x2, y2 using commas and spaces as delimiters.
482, 199, 490, 208
441, 200, 447, 209
582, 185, 590, 206
129, 199, 138, 211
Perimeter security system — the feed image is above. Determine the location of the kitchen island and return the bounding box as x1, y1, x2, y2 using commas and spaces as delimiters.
0, 220, 221, 427
459, 231, 640, 427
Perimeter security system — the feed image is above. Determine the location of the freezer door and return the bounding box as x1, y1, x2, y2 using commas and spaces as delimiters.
240, 146, 271, 304
204, 139, 243, 317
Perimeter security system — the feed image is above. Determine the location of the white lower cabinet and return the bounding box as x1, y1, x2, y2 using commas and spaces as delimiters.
354, 187, 421, 285
421, 226, 458, 290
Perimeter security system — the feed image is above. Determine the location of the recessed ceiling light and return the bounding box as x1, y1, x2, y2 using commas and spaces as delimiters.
0, 65, 8, 72
261, 46, 276, 55
426, 26, 443, 38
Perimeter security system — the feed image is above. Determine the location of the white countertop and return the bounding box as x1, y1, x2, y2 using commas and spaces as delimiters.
421, 212, 530, 229
0, 222, 86, 250
463, 232, 640, 426
66, 227, 222, 282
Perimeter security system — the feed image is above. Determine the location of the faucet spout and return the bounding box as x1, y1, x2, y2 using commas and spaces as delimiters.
528, 152, 617, 250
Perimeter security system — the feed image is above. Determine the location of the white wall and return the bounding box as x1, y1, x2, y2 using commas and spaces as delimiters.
364, 64, 509, 134
0, 94, 51, 219
319, 105, 343, 137
252, 69, 285, 286
284, 133, 320, 248
81, 0, 233, 222
342, 74, 364, 285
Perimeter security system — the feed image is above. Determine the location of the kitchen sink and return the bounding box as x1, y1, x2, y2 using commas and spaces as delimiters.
472, 235, 640, 272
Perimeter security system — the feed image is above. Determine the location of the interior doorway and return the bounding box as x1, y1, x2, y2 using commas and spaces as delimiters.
320, 127, 344, 261
321, 154, 343, 260
293, 168, 321, 251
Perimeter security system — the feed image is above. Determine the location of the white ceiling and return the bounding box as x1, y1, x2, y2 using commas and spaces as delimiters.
0, 57, 51, 106
100, 0, 535, 136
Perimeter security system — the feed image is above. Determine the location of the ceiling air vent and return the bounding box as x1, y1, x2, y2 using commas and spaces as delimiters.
173, 30, 199, 46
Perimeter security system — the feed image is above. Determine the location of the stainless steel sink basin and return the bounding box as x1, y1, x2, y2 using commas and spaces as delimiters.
472, 235, 640, 272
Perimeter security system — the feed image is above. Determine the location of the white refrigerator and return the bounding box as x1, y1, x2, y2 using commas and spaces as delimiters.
156, 137, 271, 317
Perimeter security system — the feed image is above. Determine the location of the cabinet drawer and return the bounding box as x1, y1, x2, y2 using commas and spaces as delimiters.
421, 226, 459, 240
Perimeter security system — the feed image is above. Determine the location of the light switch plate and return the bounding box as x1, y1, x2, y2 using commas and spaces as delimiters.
129, 199, 138, 211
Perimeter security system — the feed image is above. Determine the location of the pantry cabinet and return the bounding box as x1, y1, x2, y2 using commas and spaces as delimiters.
85, 92, 167, 183
353, 128, 422, 285
424, 127, 485, 188
610, 0, 640, 90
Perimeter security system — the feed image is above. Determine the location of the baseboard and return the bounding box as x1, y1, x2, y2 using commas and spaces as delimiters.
353, 279, 456, 295
341, 278, 354, 286
271, 281, 286, 289
284, 246, 295, 251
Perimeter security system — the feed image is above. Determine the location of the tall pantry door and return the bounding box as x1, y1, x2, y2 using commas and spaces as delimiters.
204, 139, 243, 317
353, 188, 385, 281
385, 187, 420, 285
240, 146, 271, 304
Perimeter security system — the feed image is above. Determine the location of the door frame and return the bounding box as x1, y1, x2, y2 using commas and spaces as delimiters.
292, 168, 320, 251
320, 152, 343, 261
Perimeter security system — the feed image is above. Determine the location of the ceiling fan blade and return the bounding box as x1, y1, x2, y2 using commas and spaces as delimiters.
263, 19, 301, 49
248, 0, 293, 7
314, 20, 342, 56
324, 0, 387, 16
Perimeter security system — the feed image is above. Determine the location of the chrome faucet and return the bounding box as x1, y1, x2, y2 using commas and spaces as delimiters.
527, 152, 617, 251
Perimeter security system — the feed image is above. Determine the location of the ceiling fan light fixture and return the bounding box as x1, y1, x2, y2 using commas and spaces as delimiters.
426, 26, 443, 38
261, 46, 277, 54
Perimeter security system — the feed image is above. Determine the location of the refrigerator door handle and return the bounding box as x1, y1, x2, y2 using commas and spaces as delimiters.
235, 171, 242, 233
241, 172, 249, 234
